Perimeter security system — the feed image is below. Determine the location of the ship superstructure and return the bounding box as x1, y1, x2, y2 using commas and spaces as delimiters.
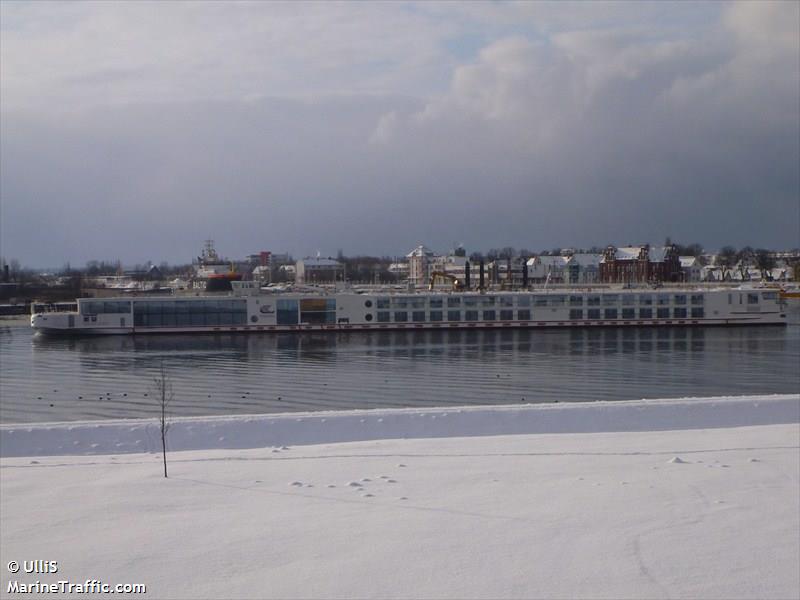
31, 283, 786, 335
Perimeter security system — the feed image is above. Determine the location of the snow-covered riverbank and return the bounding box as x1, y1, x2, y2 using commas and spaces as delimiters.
1, 395, 798, 599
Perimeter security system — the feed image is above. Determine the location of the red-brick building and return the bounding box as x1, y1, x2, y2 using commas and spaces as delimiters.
599, 245, 682, 283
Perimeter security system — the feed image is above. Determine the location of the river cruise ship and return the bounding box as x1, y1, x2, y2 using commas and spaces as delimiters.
30, 283, 786, 335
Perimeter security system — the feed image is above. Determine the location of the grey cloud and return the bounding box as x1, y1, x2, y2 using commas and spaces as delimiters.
1, 1, 798, 267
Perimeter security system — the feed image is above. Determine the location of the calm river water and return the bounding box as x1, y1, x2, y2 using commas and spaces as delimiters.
1, 307, 798, 423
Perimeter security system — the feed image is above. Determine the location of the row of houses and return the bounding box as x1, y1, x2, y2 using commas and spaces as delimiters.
251, 244, 799, 287
405, 244, 797, 288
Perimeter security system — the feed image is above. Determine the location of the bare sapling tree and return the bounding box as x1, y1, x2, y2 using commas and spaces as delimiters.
152, 360, 173, 478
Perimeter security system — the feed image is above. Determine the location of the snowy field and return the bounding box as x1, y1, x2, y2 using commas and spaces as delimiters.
1, 395, 799, 599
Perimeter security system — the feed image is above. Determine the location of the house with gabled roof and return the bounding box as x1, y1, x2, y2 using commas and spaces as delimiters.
599, 245, 681, 284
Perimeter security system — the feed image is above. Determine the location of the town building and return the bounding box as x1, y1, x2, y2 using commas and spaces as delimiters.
407, 245, 436, 287
599, 245, 681, 284
679, 256, 704, 282
295, 257, 343, 284
526, 256, 569, 284
565, 254, 602, 284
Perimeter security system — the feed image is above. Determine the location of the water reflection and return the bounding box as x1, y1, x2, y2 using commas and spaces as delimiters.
3, 315, 797, 423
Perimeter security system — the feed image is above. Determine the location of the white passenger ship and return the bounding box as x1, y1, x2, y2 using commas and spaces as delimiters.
30, 282, 786, 335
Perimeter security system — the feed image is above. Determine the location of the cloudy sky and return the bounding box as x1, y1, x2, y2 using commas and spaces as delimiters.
1, 1, 798, 266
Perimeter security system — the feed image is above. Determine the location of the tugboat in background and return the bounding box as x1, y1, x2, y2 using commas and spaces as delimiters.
193, 240, 243, 292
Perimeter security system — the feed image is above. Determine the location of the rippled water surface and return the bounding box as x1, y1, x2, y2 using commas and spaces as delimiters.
2, 307, 798, 423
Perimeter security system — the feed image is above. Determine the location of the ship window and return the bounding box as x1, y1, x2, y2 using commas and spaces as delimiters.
465, 310, 479, 321
429, 298, 443, 308
602, 295, 618, 306
691, 294, 705, 305
674, 295, 687, 305
691, 307, 705, 318
377, 298, 390, 309
410, 298, 425, 309
276, 299, 299, 325
300, 298, 336, 324
483, 310, 496, 321
517, 296, 531, 307
365, 313, 373, 321
569, 309, 583, 320
412, 311, 426, 322
622, 295, 636, 306
377, 312, 390, 323
481, 296, 496, 307
105, 301, 131, 314
657, 308, 670, 318
622, 308, 635, 319
464, 296, 478, 306
429, 311, 443, 322
604, 308, 618, 319
587, 309, 601, 319
549, 295, 565, 306
447, 297, 461, 307
639, 308, 653, 319
447, 310, 461, 321
534, 296, 548, 306
392, 297, 410, 308
364, 300, 373, 308
569, 296, 583, 306
499, 310, 514, 321
674, 308, 687, 318
587, 296, 601, 306
517, 309, 531, 321
499, 296, 514, 307
639, 295, 653, 305
747, 293, 759, 304
394, 311, 408, 322
762, 291, 777, 300
657, 295, 670, 306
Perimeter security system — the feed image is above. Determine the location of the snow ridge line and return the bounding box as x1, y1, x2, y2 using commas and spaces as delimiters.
1, 394, 798, 458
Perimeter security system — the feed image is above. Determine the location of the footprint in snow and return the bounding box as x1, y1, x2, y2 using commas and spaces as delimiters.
289, 481, 304, 487
378, 475, 389, 479
327, 484, 336, 488
347, 481, 362, 488
397, 464, 406, 468
362, 493, 374, 498
386, 479, 397, 484
749, 458, 760, 463
361, 477, 371, 482
399, 497, 408, 501
668, 456, 688, 464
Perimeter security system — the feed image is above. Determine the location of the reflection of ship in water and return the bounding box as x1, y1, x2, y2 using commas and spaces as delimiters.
193, 240, 243, 292
34, 325, 770, 367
